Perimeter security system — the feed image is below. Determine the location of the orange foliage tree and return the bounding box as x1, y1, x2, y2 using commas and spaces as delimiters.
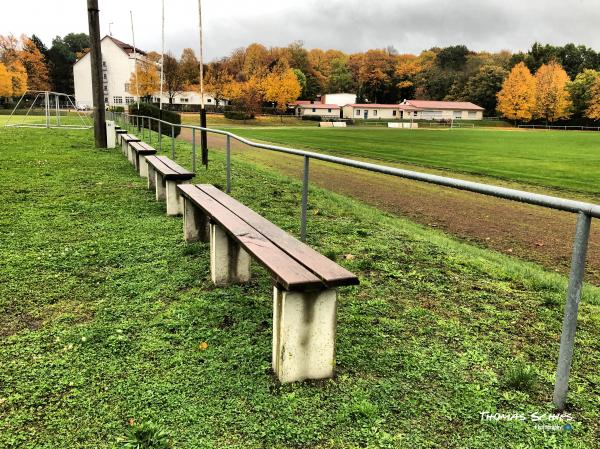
496, 62, 535, 122
532, 61, 572, 123
128, 59, 160, 99
19, 36, 50, 91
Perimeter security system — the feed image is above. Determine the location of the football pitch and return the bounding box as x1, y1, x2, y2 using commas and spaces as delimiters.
226, 127, 600, 196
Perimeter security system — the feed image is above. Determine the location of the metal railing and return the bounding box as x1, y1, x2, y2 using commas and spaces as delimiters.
519, 124, 600, 131
110, 111, 597, 411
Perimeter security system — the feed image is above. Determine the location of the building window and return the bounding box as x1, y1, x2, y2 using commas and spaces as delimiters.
312, 108, 316, 112
393, 110, 397, 117
468, 111, 477, 118
180, 97, 189, 103
125, 96, 135, 104
102, 61, 106, 67
413, 111, 418, 117
454, 111, 462, 119
373, 110, 378, 116
207, 98, 212, 103
328, 108, 332, 113
103, 73, 107, 80
356, 110, 361, 116
124, 83, 130, 92
104, 97, 108, 104
113, 96, 123, 104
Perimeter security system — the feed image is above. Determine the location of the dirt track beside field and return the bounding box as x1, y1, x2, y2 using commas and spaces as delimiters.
179, 128, 600, 285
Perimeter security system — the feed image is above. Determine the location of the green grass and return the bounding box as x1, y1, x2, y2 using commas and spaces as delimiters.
1, 126, 600, 448
225, 127, 600, 196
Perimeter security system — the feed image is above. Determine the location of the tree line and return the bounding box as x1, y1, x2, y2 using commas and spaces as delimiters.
3, 32, 600, 123
0, 33, 89, 101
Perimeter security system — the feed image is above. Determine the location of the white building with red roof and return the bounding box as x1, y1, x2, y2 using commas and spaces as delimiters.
341, 100, 484, 120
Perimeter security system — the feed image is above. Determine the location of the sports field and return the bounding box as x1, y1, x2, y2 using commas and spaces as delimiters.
227, 127, 600, 196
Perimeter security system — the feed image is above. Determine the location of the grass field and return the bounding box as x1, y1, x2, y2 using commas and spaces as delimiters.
181, 113, 318, 128
1, 126, 600, 448
226, 127, 600, 196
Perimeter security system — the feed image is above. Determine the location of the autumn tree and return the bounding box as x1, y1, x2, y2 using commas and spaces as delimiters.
128, 60, 159, 100
567, 69, 600, 116
532, 61, 572, 123
0, 63, 12, 97
162, 53, 185, 105
262, 61, 301, 111
19, 37, 50, 91
585, 77, 600, 120
180, 48, 199, 85
205, 60, 234, 106
462, 65, 508, 114
328, 57, 354, 93
496, 62, 535, 122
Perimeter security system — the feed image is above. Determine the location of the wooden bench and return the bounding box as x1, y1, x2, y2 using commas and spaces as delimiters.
145, 155, 195, 216
120, 134, 140, 160
177, 184, 359, 383
129, 141, 157, 177
115, 127, 127, 145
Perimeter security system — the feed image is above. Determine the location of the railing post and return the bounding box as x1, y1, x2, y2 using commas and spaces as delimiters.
553, 212, 592, 410
171, 124, 175, 159
300, 155, 309, 241
226, 135, 231, 193
192, 128, 196, 173
158, 120, 162, 152
148, 118, 152, 145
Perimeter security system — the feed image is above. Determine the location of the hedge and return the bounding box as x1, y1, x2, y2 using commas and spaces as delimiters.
129, 103, 182, 138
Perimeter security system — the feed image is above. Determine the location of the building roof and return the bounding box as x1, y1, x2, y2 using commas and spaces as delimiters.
74, 36, 147, 63
403, 100, 484, 111
107, 36, 147, 56
298, 103, 340, 109
345, 104, 407, 109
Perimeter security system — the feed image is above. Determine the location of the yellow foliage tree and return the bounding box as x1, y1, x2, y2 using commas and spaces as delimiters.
128, 60, 160, 99
496, 62, 535, 122
262, 65, 301, 111
7, 60, 27, 96
0, 62, 12, 97
532, 61, 572, 123
585, 77, 600, 120
19, 37, 50, 91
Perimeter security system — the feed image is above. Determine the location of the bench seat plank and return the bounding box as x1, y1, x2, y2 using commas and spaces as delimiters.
130, 141, 157, 155
121, 134, 140, 142
178, 184, 324, 291
146, 155, 194, 180
199, 184, 359, 288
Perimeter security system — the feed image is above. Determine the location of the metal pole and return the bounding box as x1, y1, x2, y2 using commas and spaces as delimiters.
148, 117, 151, 144
159, 0, 164, 111
553, 212, 592, 410
226, 135, 231, 193
192, 128, 196, 172
158, 121, 162, 151
171, 124, 175, 159
300, 155, 310, 241
55, 94, 60, 126
45, 91, 50, 128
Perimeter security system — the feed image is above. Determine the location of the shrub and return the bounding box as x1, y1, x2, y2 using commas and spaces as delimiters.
129, 103, 181, 138
224, 110, 255, 120
118, 421, 172, 449
110, 106, 125, 113
503, 360, 537, 392
301, 115, 323, 121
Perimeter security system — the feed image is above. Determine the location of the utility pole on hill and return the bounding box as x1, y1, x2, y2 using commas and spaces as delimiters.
87, 0, 107, 148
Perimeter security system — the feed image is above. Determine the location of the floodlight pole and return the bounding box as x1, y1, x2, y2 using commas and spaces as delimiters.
198, 0, 208, 167
159, 0, 164, 111
130, 10, 140, 109
87, 0, 107, 148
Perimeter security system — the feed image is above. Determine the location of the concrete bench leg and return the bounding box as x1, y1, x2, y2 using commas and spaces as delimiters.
147, 165, 156, 191
272, 286, 337, 383
139, 155, 149, 178
184, 198, 209, 242
155, 174, 166, 201
166, 180, 187, 216
121, 139, 127, 156
210, 223, 251, 285
128, 145, 134, 165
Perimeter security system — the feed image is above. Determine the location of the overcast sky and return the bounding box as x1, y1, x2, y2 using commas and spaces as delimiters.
1, 0, 599, 59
